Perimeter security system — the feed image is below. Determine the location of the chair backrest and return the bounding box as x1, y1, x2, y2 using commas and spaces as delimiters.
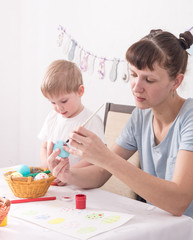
104, 102, 135, 129
102, 102, 146, 202
104, 102, 135, 148
101, 102, 140, 199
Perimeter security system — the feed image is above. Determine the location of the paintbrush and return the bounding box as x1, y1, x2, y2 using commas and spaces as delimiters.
65, 103, 104, 143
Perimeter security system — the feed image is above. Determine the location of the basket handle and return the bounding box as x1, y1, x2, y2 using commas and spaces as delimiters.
9, 175, 33, 183
27, 177, 33, 183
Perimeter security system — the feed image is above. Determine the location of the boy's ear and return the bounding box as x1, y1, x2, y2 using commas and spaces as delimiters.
78, 85, 84, 96
173, 73, 184, 90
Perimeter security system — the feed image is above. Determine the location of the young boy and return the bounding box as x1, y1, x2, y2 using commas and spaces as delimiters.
38, 60, 105, 185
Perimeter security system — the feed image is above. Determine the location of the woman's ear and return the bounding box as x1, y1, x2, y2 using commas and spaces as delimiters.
78, 85, 84, 96
173, 73, 184, 90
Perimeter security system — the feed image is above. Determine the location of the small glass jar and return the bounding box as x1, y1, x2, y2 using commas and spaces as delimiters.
75, 194, 86, 209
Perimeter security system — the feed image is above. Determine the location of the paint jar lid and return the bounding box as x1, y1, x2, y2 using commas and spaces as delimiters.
61, 196, 72, 202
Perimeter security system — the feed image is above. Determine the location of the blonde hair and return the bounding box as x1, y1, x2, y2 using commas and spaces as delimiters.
41, 60, 83, 98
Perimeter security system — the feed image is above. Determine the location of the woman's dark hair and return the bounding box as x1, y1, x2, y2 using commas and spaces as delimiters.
126, 29, 193, 78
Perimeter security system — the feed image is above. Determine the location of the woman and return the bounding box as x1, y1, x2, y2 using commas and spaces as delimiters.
48, 29, 193, 218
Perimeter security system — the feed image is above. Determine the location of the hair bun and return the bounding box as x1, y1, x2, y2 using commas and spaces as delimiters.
179, 31, 193, 50
148, 29, 163, 38
143, 29, 163, 40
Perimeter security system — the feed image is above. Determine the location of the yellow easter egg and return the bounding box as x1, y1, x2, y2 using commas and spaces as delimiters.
11, 172, 23, 177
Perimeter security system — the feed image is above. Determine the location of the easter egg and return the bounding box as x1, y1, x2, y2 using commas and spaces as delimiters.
17, 165, 30, 176
11, 172, 23, 177
53, 140, 70, 158
34, 172, 49, 180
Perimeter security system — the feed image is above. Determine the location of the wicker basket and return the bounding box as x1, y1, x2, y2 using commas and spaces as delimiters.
0, 198, 10, 225
4, 167, 55, 198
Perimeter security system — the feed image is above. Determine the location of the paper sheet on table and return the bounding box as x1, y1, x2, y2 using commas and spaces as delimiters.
10, 200, 134, 240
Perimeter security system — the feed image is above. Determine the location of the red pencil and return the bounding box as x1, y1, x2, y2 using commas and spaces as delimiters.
11, 196, 56, 204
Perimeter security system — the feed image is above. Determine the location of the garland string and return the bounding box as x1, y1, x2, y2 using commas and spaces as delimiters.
57, 25, 193, 81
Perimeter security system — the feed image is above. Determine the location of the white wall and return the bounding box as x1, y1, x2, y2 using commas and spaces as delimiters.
0, 1, 21, 166
0, 0, 193, 167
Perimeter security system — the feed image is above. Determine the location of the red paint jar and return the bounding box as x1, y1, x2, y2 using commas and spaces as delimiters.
75, 194, 86, 209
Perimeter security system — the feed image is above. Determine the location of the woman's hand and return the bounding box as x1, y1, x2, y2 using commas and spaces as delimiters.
51, 178, 67, 186
64, 126, 113, 168
47, 142, 70, 183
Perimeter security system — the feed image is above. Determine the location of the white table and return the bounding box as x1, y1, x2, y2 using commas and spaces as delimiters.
0, 167, 193, 240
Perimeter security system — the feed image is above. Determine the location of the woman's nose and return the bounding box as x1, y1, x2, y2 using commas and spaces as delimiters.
132, 78, 144, 93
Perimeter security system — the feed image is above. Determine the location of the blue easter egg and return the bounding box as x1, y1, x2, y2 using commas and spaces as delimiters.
53, 141, 70, 158
17, 165, 30, 176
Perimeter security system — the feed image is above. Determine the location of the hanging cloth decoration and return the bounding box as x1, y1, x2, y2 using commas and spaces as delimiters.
63, 37, 71, 55
187, 26, 193, 55
57, 25, 65, 47
74, 47, 83, 67
98, 58, 106, 79
122, 62, 130, 82
57, 25, 192, 81
80, 52, 89, 72
87, 55, 96, 75
109, 58, 120, 82
57, 25, 126, 81
58, 25, 71, 55
68, 40, 77, 61
57, 31, 64, 47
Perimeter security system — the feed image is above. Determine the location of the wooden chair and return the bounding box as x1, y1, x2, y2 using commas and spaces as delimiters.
101, 102, 145, 202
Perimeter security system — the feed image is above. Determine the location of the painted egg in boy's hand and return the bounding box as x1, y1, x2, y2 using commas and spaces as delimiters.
53, 141, 70, 158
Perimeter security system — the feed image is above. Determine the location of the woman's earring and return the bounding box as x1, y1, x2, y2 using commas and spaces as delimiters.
172, 91, 175, 97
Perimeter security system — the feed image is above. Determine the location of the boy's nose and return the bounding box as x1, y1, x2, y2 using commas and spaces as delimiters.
56, 105, 64, 112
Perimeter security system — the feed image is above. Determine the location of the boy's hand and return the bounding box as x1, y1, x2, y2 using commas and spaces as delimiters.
47, 141, 62, 170
47, 142, 70, 183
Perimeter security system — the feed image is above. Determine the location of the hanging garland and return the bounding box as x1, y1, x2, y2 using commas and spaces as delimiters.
57, 25, 193, 82
57, 25, 129, 82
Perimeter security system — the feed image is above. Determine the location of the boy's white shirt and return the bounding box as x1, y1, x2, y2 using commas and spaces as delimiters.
38, 107, 105, 166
